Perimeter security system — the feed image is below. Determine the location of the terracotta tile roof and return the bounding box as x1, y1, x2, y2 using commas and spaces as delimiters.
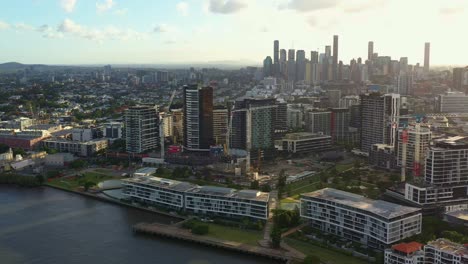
392, 242, 424, 254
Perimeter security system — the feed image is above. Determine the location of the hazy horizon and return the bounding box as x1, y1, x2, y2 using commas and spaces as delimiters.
1, 0, 468, 66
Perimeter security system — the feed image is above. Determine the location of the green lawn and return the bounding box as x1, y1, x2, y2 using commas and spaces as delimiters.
290, 182, 322, 196
47, 172, 116, 190
200, 222, 262, 246
284, 238, 367, 264
335, 163, 354, 172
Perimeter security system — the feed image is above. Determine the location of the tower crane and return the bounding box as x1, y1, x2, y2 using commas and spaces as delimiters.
159, 90, 177, 161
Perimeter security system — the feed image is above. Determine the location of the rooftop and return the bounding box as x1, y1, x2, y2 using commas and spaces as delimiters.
445, 210, 468, 221
392, 242, 424, 254
188, 185, 270, 202
284, 132, 331, 140
122, 176, 197, 193
426, 238, 468, 256
302, 188, 421, 219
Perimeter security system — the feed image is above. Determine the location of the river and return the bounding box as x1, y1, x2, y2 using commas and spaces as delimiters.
0, 186, 277, 264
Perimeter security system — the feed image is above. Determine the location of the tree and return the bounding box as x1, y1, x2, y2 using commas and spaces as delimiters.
69, 159, 87, 169
191, 224, 209, 235
303, 255, 321, 264
250, 180, 259, 190
83, 181, 95, 191
261, 185, 271, 192
270, 224, 282, 248
13, 148, 26, 157
0, 143, 10, 154
35, 174, 45, 184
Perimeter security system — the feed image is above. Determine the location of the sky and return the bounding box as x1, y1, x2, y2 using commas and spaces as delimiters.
0, 0, 467, 66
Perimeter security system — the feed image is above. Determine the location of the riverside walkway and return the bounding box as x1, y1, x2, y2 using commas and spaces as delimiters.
133, 222, 302, 263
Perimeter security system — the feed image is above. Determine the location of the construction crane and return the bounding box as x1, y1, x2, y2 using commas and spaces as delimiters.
159, 90, 177, 161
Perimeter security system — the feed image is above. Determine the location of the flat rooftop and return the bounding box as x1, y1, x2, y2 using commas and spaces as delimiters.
445, 210, 468, 221
427, 238, 468, 256
284, 132, 331, 140
122, 176, 197, 193
187, 186, 269, 203
302, 188, 421, 219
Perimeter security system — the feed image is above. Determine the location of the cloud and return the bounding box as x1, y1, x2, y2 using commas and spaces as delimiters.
96, 0, 115, 13
58, 18, 84, 34
0, 20, 11, 30
343, 0, 385, 13
307, 17, 317, 27
208, 0, 247, 14
153, 24, 175, 33
60, 0, 77, 13
259, 26, 269, 33
114, 8, 128, 16
176, 2, 189, 16
280, 0, 338, 12
439, 6, 464, 15
57, 18, 145, 41
15, 23, 35, 31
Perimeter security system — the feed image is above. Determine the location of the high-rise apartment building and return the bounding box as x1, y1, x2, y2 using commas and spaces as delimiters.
263, 56, 273, 77
368, 41, 374, 61
230, 98, 277, 159
331, 108, 350, 143
452, 67, 468, 93
332, 35, 339, 80
124, 105, 159, 153
295, 50, 306, 81
397, 126, 431, 178
405, 137, 468, 206
213, 107, 228, 145
183, 85, 213, 152
273, 40, 279, 76
360, 93, 400, 153
424, 239, 468, 264
305, 111, 331, 136
424, 42, 430, 73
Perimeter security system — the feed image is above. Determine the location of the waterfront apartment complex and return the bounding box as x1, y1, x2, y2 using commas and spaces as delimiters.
384, 242, 424, 264
122, 176, 269, 220
424, 239, 468, 264
301, 188, 422, 249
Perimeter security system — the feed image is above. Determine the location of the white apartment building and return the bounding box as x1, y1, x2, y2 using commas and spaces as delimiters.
122, 176, 270, 220
301, 188, 422, 249
185, 186, 269, 220
405, 137, 468, 206
424, 239, 468, 264
384, 242, 425, 264
122, 177, 196, 210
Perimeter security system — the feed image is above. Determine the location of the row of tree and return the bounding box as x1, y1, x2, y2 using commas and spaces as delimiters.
0, 174, 44, 187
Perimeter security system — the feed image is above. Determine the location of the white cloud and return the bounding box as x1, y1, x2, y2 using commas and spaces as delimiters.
176, 2, 189, 16
280, 0, 338, 12
209, 0, 247, 14
114, 8, 128, 16
56, 18, 145, 41
259, 26, 269, 33
58, 18, 84, 34
153, 24, 175, 33
439, 6, 464, 15
60, 0, 77, 13
96, 0, 115, 13
15, 23, 35, 31
0, 20, 11, 30
343, 0, 385, 13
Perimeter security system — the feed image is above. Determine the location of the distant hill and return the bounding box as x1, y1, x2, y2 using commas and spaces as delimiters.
0, 62, 50, 72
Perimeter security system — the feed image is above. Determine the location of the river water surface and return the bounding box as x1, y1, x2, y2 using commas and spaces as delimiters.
0, 186, 276, 264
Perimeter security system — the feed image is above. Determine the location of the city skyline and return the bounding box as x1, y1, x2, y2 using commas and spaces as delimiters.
0, 0, 467, 66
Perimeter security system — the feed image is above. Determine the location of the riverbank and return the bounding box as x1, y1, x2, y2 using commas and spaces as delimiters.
45, 184, 186, 221
133, 222, 298, 263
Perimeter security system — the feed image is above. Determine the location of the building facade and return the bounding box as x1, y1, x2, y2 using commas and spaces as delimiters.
437, 92, 468, 113
384, 242, 424, 264
124, 105, 159, 153
424, 239, 468, 264
122, 176, 269, 220
301, 188, 422, 249
183, 85, 214, 151
276, 132, 332, 154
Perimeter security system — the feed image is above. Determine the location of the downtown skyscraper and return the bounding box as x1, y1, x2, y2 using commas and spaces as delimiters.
332, 35, 339, 80
424, 42, 430, 73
